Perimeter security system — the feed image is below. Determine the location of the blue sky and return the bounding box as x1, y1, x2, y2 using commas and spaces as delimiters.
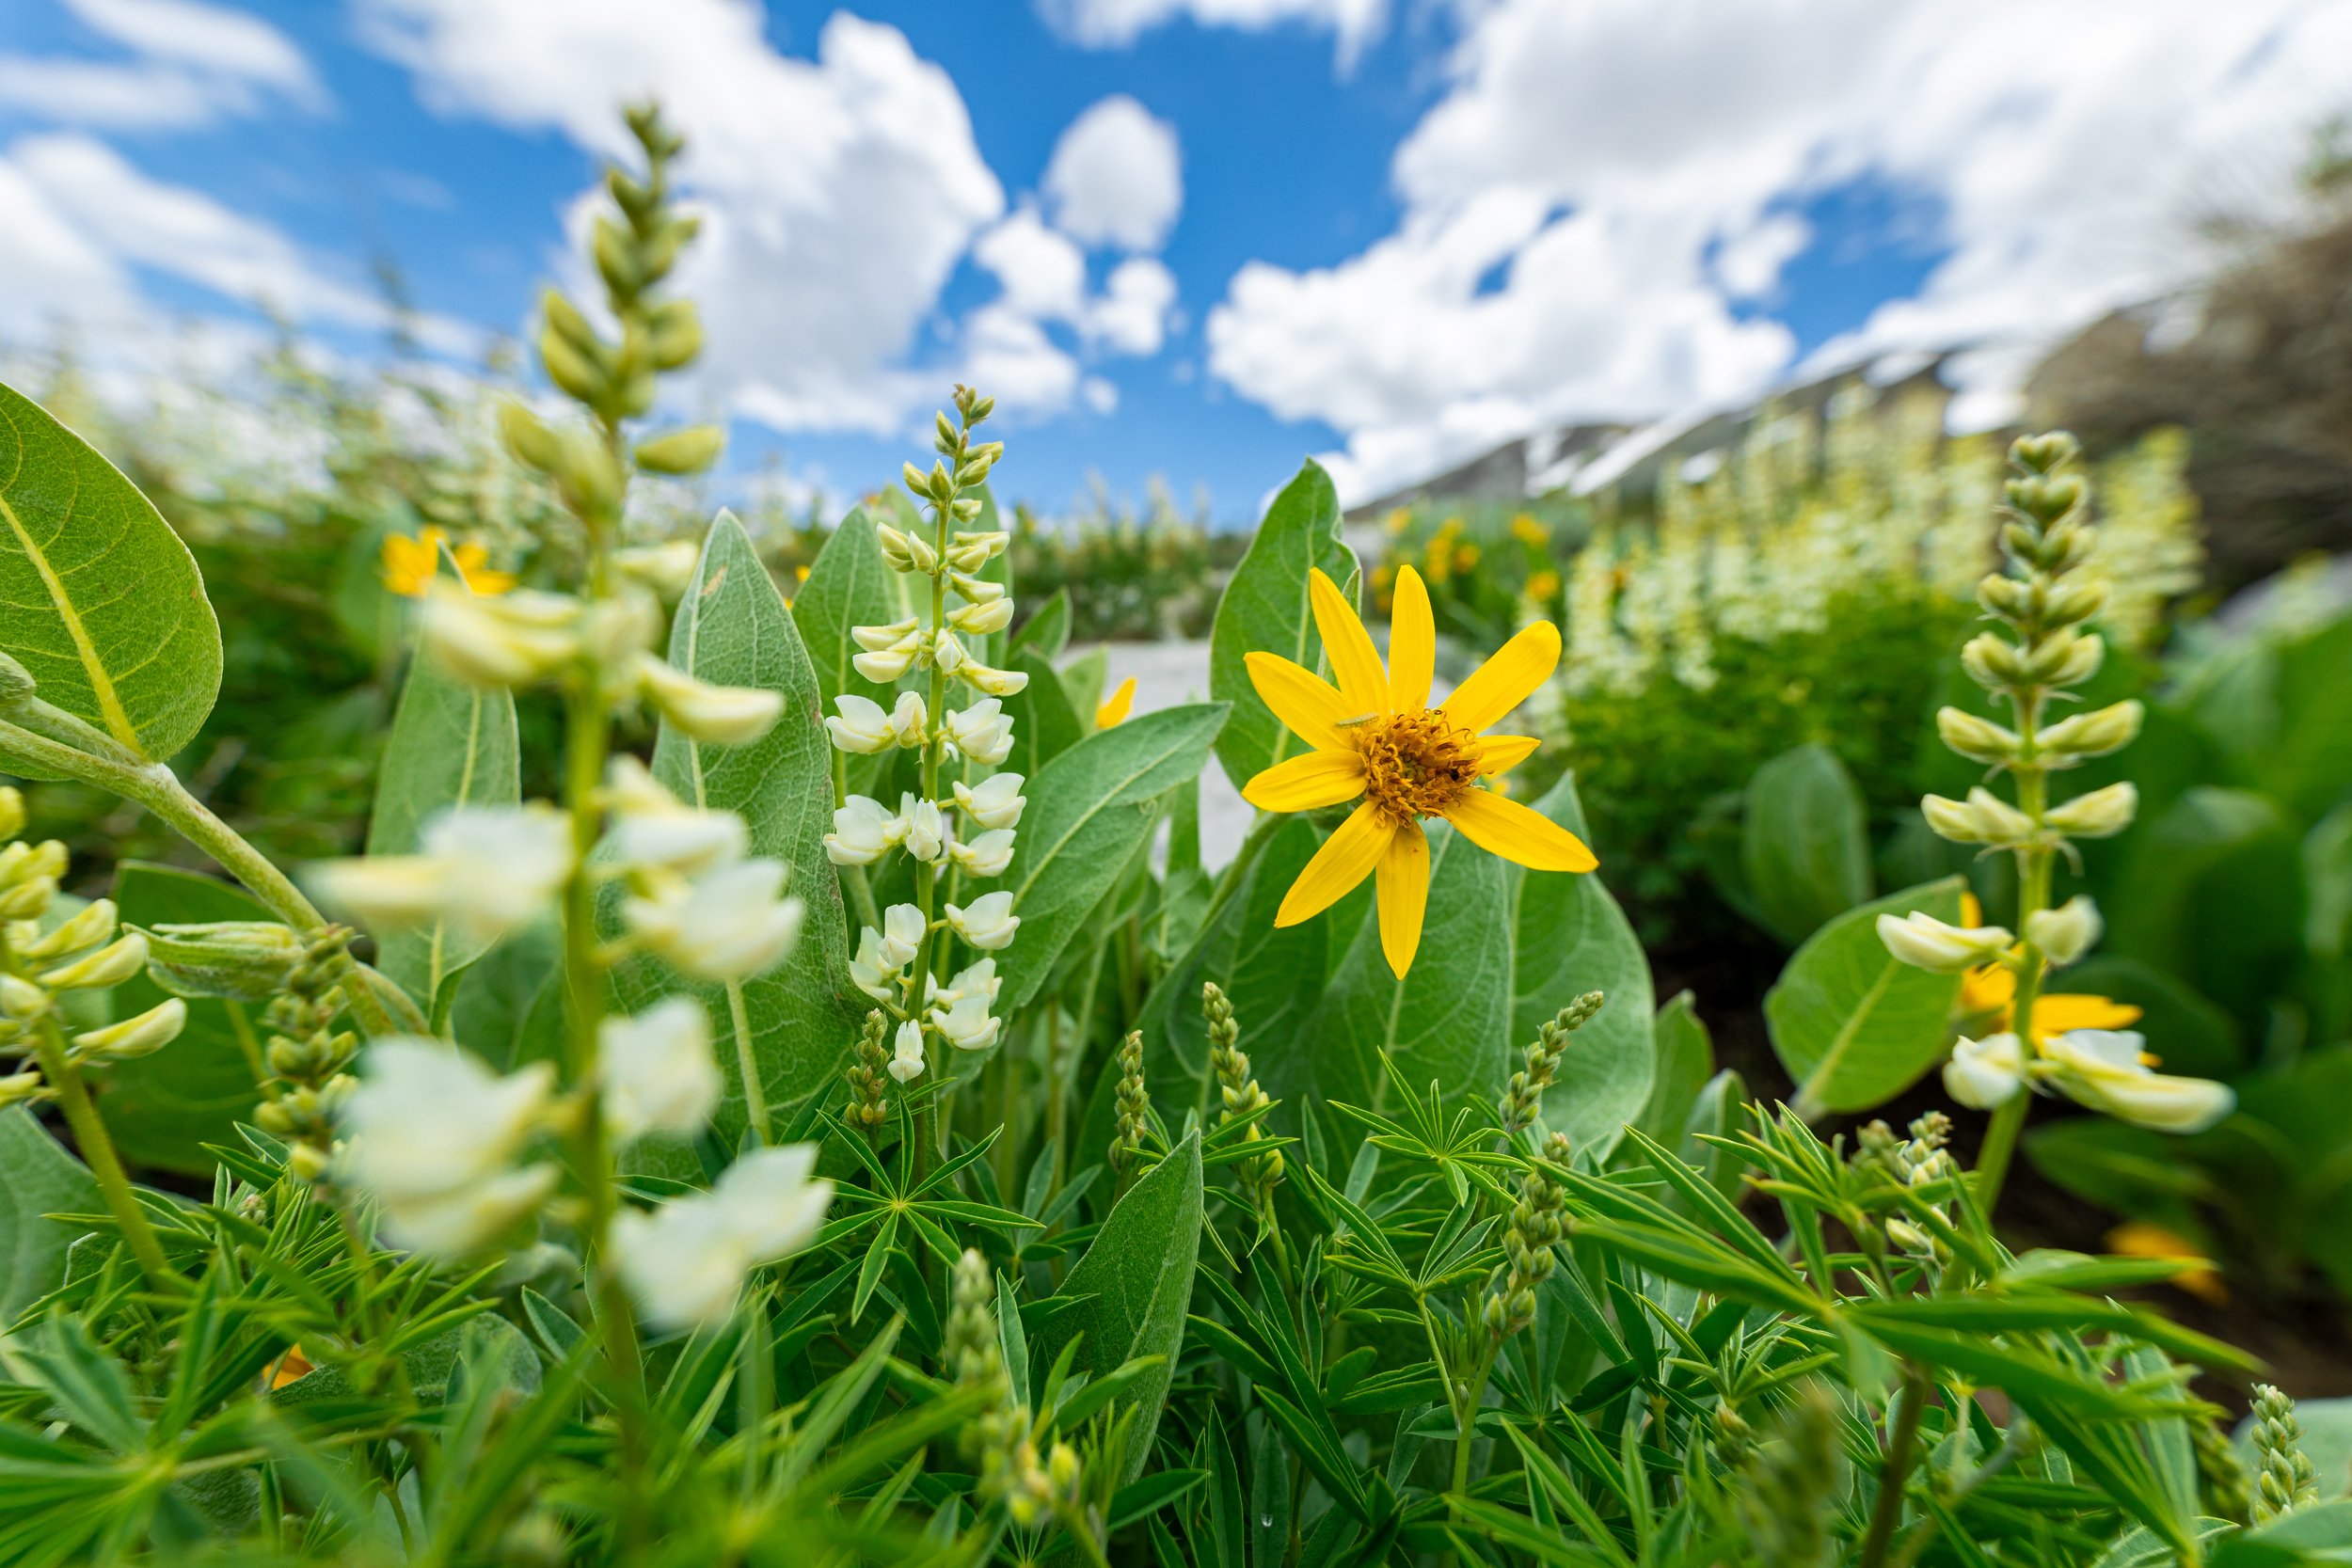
2, 1, 2346, 522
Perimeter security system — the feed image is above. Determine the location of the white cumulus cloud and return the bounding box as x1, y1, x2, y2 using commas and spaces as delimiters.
1043, 94, 1183, 252
1208, 0, 2352, 503
1038, 0, 1387, 71
0, 0, 324, 129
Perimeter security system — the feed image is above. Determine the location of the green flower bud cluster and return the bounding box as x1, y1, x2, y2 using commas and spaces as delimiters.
947, 1247, 1078, 1530
1203, 982, 1282, 1201
2251, 1383, 2319, 1524
1919, 433, 2141, 858
2191, 1405, 2255, 1527
1482, 1131, 1571, 1342
0, 790, 188, 1103
1110, 1029, 1151, 1179
251, 927, 363, 1185
842, 1009, 894, 1137
1736, 1384, 1843, 1568
1499, 990, 1604, 1139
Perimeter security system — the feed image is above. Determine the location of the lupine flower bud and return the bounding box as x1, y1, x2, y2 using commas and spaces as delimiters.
2045, 781, 2138, 837
948, 596, 1014, 635
0, 662, 32, 717
959, 660, 1029, 698
950, 571, 1005, 605
888, 1019, 927, 1083
1877, 910, 2013, 972
72, 998, 187, 1061
876, 524, 918, 573
1935, 707, 2022, 765
16, 898, 118, 960
2026, 895, 2101, 966
0, 974, 47, 1020
40, 932, 150, 990
1960, 633, 2027, 689
0, 1070, 43, 1109
0, 785, 22, 840
931, 630, 969, 676
2038, 700, 2143, 760
1943, 1032, 2025, 1109
139, 920, 306, 1001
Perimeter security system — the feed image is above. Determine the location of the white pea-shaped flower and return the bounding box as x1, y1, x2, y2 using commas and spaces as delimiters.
887, 1019, 928, 1083
623, 859, 803, 982
931, 991, 1000, 1052
876, 904, 926, 969
823, 694, 897, 754
944, 702, 1014, 767
959, 661, 1029, 699
637, 656, 785, 746
612, 1143, 834, 1330
946, 891, 1019, 951
313, 803, 575, 945
2040, 1030, 2234, 1133
902, 798, 946, 863
953, 772, 1026, 830
824, 795, 905, 867
888, 691, 929, 749
420, 584, 580, 688
948, 828, 1015, 879
947, 597, 1013, 636
604, 756, 747, 878
598, 998, 722, 1143
1942, 1032, 2025, 1110
339, 1040, 559, 1258
1876, 910, 2012, 973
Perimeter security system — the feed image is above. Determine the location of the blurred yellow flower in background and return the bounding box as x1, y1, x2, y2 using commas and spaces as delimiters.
1241, 565, 1593, 976
382, 527, 515, 598
1956, 892, 2141, 1042
2106, 1221, 2228, 1305
1510, 513, 1549, 547
1096, 675, 1136, 729
1527, 568, 1562, 604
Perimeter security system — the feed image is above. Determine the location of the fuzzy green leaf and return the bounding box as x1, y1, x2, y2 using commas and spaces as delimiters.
0, 1110, 99, 1319
1741, 742, 1872, 944
1207, 459, 1355, 794
1766, 876, 1966, 1116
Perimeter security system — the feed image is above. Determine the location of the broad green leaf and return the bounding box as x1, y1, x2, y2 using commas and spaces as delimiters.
1635, 990, 1713, 1147
1031, 1128, 1201, 1486
365, 645, 518, 1012
1766, 877, 1965, 1117
792, 505, 914, 711
1510, 773, 1653, 1158
0, 379, 222, 761
0, 1108, 99, 1318
101, 863, 273, 1174
610, 511, 866, 1169
2050, 956, 2243, 1079
1207, 459, 1355, 794
1002, 645, 1084, 779
1741, 743, 1872, 945
1011, 588, 1072, 660
1292, 821, 1513, 1116
2107, 787, 2305, 1031
993, 703, 1229, 1017
446, 920, 563, 1069
1059, 646, 1109, 731
1134, 816, 1326, 1117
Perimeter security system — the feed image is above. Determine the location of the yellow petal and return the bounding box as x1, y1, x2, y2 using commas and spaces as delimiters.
1444, 788, 1597, 873
1387, 564, 1435, 712
1275, 802, 1391, 927
1476, 735, 1539, 776
2031, 992, 2144, 1043
1442, 620, 1561, 735
1309, 568, 1389, 719
1375, 820, 1429, 977
1096, 675, 1136, 729
1244, 751, 1367, 813
1245, 652, 1354, 754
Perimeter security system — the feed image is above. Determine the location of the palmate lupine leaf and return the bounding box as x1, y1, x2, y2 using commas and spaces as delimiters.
0, 379, 221, 765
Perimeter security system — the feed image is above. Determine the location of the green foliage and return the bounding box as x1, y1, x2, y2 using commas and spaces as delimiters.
1208, 459, 1354, 795
1740, 742, 1873, 944
1767, 878, 1967, 1115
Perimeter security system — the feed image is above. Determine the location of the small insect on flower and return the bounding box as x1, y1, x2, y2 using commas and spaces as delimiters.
382, 527, 516, 599
1241, 566, 1594, 976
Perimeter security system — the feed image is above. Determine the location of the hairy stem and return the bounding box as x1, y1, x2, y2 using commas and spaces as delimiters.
32, 1015, 174, 1288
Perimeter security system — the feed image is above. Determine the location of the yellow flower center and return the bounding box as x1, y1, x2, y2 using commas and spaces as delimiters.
1355, 708, 1479, 827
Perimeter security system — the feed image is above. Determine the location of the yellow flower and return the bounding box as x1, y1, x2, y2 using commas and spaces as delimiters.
1241, 565, 1594, 977
2105, 1222, 2227, 1305
1527, 569, 1561, 603
1384, 508, 1411, 536
1510, 513, 1549, 547
1096, 675, 1136, 729
1454, 544, 1480, 573
382, 527, 515, 598
1954, 893, 2141, 1043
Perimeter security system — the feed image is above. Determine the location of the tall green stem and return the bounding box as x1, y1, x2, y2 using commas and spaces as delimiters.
1978, 703, 2051, 1214
1860, 1366, 1931, 1568
32, 1015, 174, 1288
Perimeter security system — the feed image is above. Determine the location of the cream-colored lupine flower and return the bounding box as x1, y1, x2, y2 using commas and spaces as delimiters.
0, 1070, 42, 1109
604, 757, 747, 877
711, 1142, 834, 1267
1876, 910, 2014, 973
931, 990, 1000, 1052
598, 997, 722, 1143
420, 583, 580, 688
824, 694, 897, 754
824, 795, 905, 867
313, 804, 574, 943
16, 897, 117, 960
339, 1040, 558, 1257
0, 974, 46, 1020
853, 618, 918, 652
637, 656, 785, 746
887, 1019, 928, 1083
612, 539, 703, 598
943, 701, 1014, 766
930, 957, 999, 1009
931, 630, 969, 677
850, 927, 901, 1001
72, 999, 186, 1061
877, 524, 937, 574
947, 828, 1015, 879
876, 904, 926, 969
2039, 1029, 2234, 1133
888, 691, 930, 749
902, 798, 946, 863
947, 596, 1013, 636
2026, 896, 2101, 967
949, 570, 1004, 604
959, 660, 1029, 699
39, 932, 149, 990
946, 891, 1019, 951
851, 621, 922, 683
2045, 782, 2138, 838
947, 531, 1009, 573
953, 772, 1026, 830
623, 859, 803, 982
1943, 1032, 2025, 1110
612, 1199, 749, 1330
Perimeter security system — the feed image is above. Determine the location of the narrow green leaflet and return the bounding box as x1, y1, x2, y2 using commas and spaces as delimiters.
1032, 1129, 1202, 1485
0, 1107, 99, 1318
1741, 743, 1872, 945
609, 511, 866, 1165
0, 379, 222, 761
792, 504, 914, 711
1059, 646, 1109, 731
1293, 821, 1513, 1116
1002, 645, 1084, 779
102, 863, 273, 1174
1509, 773, 1654, 1158
366, 646, 519, 1013
1207, 459, 1355, 794
1767, 876, 1966, 1116
993, 703, 1229, 1017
